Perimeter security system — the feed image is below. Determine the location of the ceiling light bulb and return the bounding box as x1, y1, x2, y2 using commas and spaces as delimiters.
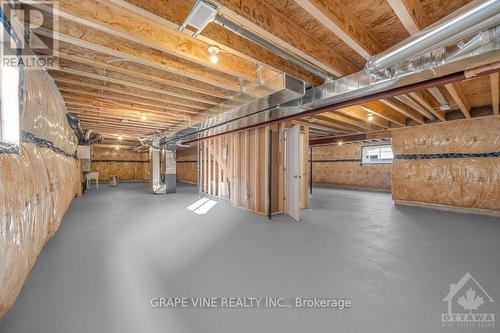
141, 114, 147, 121
367, 113, 374, 121
338, 141, 343, 146
118, 135, 123, 141
208, 45, 220, 64
115, 146, 120, 150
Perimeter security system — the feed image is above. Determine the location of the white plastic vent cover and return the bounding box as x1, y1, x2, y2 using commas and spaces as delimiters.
179, 1, 218, 37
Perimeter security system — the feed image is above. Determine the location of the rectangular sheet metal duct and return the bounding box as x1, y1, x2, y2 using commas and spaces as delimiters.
159, 0, 500, 146
159, 74, 305, 146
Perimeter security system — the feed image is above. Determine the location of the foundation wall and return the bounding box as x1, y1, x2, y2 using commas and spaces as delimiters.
0, 63, 80, 317
311, 143, 392, 190
391, 116, 500, 212
91, 146, 150, 182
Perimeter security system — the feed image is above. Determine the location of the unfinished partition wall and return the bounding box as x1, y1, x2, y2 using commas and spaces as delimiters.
311, 143, 392, 191
392, 116, 500, 214
198, 123, 309, 215
91, 146, 149, 182
176, 146, 198, 184
0, 68, 80, 317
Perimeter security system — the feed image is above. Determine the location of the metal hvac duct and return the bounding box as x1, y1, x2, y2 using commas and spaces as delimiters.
178, 0, 332, 80
159, 0, 500, 145
364, 0, 500, 75
213, 15, 332, 80
158, 74, 305, 145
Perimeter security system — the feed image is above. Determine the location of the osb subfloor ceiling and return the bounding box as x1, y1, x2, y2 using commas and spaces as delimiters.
24, 0, 499, 147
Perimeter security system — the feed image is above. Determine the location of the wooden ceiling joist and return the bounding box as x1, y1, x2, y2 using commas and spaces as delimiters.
70, 114, 181, 130
216, 0, 356, 77
78, 121, 159, 131
55, 52, 227, 99
76, 117, 174, 131
58, 88, 200, 116
75, 117, 180, 132
34, 25, 243, 91
64, 102, 187, 123
386, 0, 430, 35
66, 102, 186, 119
286, 0, 437, 128
338, 107, 391, 129
396, 95, 436, 120
320, 112, 379, 131
380, 98, 425, 124
444, 83, 471, 119
74, 112, 178, 127
305, 120, 349, 135
313, 115, 363, 132
408, 91, 446, 121
78, 120, 168, 133
52, 66, 221, 105
62, 95, 194, 119
78, 123, 159, 136
387, 0, 470, 122
359, 102, 407, 127
294, 0, 384, 59
39, 0, 268, 83
109, 0, 323, 85
52, 76, 208, 112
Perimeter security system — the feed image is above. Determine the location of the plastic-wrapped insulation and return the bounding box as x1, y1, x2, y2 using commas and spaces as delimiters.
391, 116, 500, 211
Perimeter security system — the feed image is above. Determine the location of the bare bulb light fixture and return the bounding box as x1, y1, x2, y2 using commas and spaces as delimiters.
208, 45, 220, 64
338, 141, 343, 146
367, 113, 374, 121
118, 135, 123, 141
141, 113, 147, 121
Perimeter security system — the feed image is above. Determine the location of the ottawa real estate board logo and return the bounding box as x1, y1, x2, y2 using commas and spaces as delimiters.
442, 272, 495, 328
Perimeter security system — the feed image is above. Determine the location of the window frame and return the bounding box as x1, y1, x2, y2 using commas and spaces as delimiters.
361, 144, 394, 165
0, 11, 24, 148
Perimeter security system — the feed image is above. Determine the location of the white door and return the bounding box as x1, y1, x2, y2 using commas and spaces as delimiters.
285, 125, 300, 221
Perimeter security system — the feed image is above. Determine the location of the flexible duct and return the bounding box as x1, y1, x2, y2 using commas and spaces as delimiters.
161, 1, 500, 145
66, 112, 85, 143
87, 133, 103, 145
365, 0, 500, 74
66, 113, 102, 145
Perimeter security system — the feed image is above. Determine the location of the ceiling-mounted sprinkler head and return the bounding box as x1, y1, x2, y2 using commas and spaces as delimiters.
208, 45, 220, 64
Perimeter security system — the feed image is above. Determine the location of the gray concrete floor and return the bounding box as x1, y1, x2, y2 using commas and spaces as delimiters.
1, 183, 499, 333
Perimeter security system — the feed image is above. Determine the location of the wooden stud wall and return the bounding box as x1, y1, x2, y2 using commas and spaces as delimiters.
196, 123, 309, 216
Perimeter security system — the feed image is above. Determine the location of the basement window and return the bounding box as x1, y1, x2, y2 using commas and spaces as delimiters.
0, 23, 22, 146
1, 63, 20, 145
362, 145, 393, 164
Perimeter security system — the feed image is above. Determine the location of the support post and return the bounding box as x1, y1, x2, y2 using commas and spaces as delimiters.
309, 145, 313, 195
268, 128, 273, 219
197, 140, 201, 197
165, 149, 177, 194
